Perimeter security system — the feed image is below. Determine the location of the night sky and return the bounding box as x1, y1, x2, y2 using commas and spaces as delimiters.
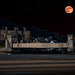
0, 0, 75, 35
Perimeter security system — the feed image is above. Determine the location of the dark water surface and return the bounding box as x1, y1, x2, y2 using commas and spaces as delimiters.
0, 54, 75, 75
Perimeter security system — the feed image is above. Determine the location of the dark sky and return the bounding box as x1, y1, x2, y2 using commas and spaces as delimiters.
0, 0, 75, 35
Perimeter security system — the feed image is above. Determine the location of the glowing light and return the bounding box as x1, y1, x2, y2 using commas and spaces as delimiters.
65, 6, 73, 14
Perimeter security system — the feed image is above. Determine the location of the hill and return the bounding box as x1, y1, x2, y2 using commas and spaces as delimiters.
0, 19, 67, 42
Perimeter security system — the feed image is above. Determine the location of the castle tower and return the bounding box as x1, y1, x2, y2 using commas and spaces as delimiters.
23, 27, 26, 42
14, 27, 17, 30
5, 27, 8, 31
16, 27, 18, 31
5, 39, 9, 50
67, 34, 74, 52
24, 31, 31, 43
23, 27, 26, 35
4, 27, 8, 39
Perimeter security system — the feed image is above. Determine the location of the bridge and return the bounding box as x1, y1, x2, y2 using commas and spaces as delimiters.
5, 34, 75, 52
13, 43, 68, 48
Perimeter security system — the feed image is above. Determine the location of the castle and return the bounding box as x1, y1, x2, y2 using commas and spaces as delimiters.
0, 26, 75, 53
0, 27, 31, 51
0, 27, 31, 43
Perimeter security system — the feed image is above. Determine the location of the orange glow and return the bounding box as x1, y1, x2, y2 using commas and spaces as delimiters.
65, 6, 73, 14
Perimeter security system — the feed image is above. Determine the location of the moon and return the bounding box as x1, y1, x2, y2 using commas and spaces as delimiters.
65, 6, 73, 14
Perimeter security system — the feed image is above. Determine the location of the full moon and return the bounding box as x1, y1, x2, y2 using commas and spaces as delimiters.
65, 6, 73, 14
